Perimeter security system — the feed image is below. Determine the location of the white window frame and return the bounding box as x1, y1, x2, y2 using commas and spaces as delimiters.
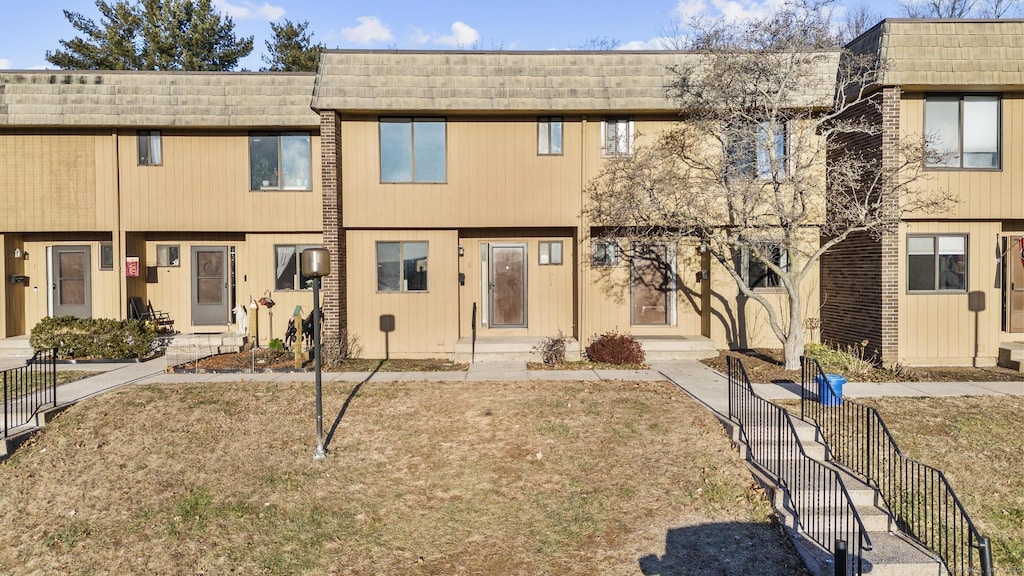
274, 244, 321, 291
601, 118, 634, 157
538, 241, 563, 265
156, 244, 180, 267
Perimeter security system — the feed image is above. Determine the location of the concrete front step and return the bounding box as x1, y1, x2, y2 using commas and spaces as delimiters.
635, 335, 717, 360
163, 333, 246, 366
858, 531, 942, 576
454, 337, 581, 363
997, 341, 1023, 371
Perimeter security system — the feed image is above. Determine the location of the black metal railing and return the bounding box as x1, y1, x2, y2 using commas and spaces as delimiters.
3, 348, 58, 438
727, 356, 871, 575
800, 357, 994, 576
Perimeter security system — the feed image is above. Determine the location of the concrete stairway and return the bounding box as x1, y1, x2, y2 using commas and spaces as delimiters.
998, 341, 1023, 371
732, 416, 941, 576
163, 333, 246, 368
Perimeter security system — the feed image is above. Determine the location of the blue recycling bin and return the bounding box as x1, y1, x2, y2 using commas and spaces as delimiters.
816, 373, 846, 406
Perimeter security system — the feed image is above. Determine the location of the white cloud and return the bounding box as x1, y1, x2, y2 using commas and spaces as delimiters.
436, 21, 480, 47
342, 16, 393, 43
675, 0, 784, 22
213, 0, 285, 21
409, 27, 432, 45
619, 39, 664, 50
0, 58, 12, 70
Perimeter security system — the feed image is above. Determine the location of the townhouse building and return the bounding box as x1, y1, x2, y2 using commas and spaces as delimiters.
823, 20, 1024, 367
1, 19, 1020, 368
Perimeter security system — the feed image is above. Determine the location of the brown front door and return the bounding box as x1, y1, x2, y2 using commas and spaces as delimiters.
631, 243, 672, 325
192, 246, 229, 325
51, 246, 91, 318
1009, 236, 1024, 333
489, 244, 526, 328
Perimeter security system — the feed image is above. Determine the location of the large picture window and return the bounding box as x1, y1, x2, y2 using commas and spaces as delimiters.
925, 95, 999, 169
908, 235, 967, 292
377, 241, 428, 292
380, 118, 447, 183
249, 133, 312, 190
274, 244, 320, 290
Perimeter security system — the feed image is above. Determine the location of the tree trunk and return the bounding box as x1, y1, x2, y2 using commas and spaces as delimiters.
783, 290, 804, 371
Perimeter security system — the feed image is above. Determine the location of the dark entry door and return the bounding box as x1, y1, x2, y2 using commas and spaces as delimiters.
192, 246, 229, 325
1009, 236, 1024, 333
52, 246, 91, 318
631, 243, 671, 325
489, 244, 527, 328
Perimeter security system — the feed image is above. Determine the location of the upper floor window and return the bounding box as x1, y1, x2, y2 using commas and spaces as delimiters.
538, 117, 563, 155
908, 234, 967, 292
602, 118, 633, 156
728, 121, 786, 179
380, 118, 446, 183
377, 241, 429, 292
137, 130, 162, 166
275, 244, 321, 290
744, 242, 789, 289
250, 133, 312, 191
925, 95, 999, 169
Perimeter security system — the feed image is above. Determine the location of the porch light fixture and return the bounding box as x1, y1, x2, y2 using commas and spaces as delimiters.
300, 248, 330, 460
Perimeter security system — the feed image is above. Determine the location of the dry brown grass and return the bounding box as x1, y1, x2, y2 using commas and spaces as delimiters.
0, 379, 809, 576
858, 396, 1024, 574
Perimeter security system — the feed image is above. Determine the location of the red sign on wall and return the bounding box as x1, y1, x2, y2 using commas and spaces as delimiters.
126, 257, 140, 277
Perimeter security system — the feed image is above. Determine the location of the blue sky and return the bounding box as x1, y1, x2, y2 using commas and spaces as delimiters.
0, 0, 900, 71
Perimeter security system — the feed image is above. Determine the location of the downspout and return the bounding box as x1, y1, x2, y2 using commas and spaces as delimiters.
113, 129, 125, 320
579, 115, 587, 352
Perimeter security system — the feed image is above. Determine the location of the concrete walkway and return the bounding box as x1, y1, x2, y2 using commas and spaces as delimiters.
2, 357, 1020, 441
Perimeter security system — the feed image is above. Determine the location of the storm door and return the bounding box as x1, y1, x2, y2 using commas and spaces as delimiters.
192, 246, 229, 325
1008, 236, 1024, 333
51, 246, 92, 318
489, 243, 527, 328
631, 243, 674, 325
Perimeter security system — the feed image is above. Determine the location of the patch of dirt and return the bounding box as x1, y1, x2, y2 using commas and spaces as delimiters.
527, 360, 649, 370
701, 349, 1024, 384
178, 349, 467, 372
0, 380, 809, 575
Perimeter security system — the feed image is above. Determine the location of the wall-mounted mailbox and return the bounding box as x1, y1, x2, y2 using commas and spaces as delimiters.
8, 274, 29, 285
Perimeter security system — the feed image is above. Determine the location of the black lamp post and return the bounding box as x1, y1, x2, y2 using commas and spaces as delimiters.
301, 248, 330, 460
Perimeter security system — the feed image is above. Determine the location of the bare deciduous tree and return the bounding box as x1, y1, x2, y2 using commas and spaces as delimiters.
900, 0, 977, 17
839, 4, 884, 44
584, 0, 953, 370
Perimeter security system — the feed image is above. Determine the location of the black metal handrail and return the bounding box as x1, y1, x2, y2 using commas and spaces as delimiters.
727, 356, 872, 575
3, 348, 58, 438
800, 357, 994, 576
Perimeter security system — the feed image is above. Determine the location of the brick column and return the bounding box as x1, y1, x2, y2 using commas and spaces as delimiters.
879, 86, 902, 366
319, 110, 347, 361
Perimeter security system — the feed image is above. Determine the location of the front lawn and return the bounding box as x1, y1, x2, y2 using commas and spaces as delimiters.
0, 379, 808, 575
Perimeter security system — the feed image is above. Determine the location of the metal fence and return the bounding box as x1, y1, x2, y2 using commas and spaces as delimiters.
800, 357, 994, 576
727, 356, 871, 575
3, 348, 58, 438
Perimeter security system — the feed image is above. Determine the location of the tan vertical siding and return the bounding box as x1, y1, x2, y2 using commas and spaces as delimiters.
0, 130, 110, 231
458, 232, 575, 339
898, 221, 1003, 365
902, 92, 1024, 220
347, 229, 460, 358
118, 131, 322, 233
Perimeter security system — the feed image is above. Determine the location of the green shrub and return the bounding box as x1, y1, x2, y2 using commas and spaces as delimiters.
533, 330, 569, 365
268, 338, 285, 351
30, 316, 157, 360
585, 331, 645, 365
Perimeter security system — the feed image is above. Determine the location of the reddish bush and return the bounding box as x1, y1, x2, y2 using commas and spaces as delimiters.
585, 331, 645, 365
